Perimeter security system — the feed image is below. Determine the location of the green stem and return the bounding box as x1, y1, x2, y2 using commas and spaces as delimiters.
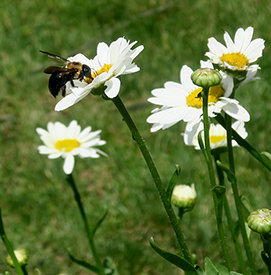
66, 174, 104, 275
201, 88, 233, 271
214, 155, 249, 275
111, 95, 192, 264
0, 208, 25, 275
262, 234, 271, 275
224, 114, 257, 275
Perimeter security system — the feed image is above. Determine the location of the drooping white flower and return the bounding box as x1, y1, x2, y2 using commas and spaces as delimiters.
238, 64, 260, 87
184, 120, 248, 150
55, 38, 144, 111
36, 120, 107, 174
205, 27, 265, 72
147, 62, 249, 132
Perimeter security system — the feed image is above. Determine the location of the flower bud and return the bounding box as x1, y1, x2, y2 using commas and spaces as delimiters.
223, 67, 247, 80
6, 249, 28, 268
91, 84, 106, 96
191, 68, 222, 88
247, 208, 271, 235
171, 184, 197, 209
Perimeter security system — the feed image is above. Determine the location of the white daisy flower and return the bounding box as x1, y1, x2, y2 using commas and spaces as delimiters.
147, 62, 250, 132
36, 120, 107, 174
184, 120, 248, 150
55, 37, 144, 111
205, 27, 265, 72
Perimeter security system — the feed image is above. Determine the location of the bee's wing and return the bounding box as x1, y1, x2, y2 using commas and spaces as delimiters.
43, 66, 73, 74
40, 50, 69, 63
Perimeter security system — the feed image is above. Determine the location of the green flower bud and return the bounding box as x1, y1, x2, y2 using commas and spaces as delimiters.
247, 209, 271, 235
6, 249, 28, 268
191, 68, 222, 88
91, 84, 106, 96
171, 184, 197, 209
222, 67, 247, 80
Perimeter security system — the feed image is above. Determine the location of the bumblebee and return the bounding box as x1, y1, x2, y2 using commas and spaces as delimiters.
40, 50, 93, 98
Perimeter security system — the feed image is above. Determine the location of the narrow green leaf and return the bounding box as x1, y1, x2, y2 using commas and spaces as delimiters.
68, 252, 101, 273
198, 130, 208, 161
216, 161, 236, 184
92, 209, 108, 237
150, 238, 197, 275
204, 257, 219, 275
240, 196, 253, 214
166, 164, 181, 198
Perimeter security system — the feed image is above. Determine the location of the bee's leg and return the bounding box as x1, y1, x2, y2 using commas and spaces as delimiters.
78, 75, 84, 81
61, 86, 66, 97
70, 79, 75, 87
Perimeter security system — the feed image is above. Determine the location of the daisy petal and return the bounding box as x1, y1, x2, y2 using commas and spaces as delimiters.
63, 154, 75, 174
104, 78, 121, 98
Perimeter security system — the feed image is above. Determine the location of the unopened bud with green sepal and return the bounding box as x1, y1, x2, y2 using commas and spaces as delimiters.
191, 68, 222, 88
171, 184, 197, 209
247, 208, 271, 235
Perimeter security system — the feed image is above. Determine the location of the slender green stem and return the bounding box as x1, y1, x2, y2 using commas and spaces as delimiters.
111, 95, 192, 264
201, 88, 233, 271
262, 234, 271, 275
0, 208, 25, 275
66, 174, 104, 275
214, 155, 249, 275
224, 114, 257, 275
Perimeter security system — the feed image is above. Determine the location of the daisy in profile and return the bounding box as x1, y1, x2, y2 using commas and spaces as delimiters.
147, 61, 250, 132
183, 120, 248, 150
205, 27, 265, 74
36, 120, 107, 174
55, 37, 144, 111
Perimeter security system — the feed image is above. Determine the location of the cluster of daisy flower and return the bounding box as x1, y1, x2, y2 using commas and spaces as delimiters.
147, 27, 265, 150
37, 28, 265, 173
37, 38, 144, 174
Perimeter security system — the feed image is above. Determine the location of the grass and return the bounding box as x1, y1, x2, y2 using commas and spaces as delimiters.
1, 0, 271, 274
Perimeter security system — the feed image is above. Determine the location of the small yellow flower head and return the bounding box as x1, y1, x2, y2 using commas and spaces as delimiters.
171, 184, 197, 209
247, 208, 271, 235
191, 68, 222, 89
6, 249, 28, 268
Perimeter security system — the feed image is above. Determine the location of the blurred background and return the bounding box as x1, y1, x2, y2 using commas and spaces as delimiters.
0, 0, 271, 274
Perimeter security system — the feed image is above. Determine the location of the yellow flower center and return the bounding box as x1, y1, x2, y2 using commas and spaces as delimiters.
55, 139, 81, 152
84, 63, 113, 84
220, 52, 249, 69
186, 84, 225, 108
210, 135, 226, 144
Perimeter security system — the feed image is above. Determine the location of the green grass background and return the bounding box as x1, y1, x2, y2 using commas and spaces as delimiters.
0, 0, 271, 274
